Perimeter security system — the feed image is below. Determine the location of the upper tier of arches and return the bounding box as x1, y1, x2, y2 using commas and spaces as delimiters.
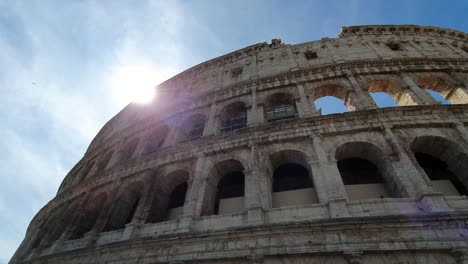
59, 70, 468, 193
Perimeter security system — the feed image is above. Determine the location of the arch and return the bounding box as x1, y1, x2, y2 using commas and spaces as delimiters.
269, 150, 318, 207
116, 138, 139, 164
202, 159, 245, 216
367, 79, 417, 106
179, 114, 206, 140
95, 151, 114, 172
40, 201, 80, 247
103, 181, 143, 231
79, 161, 96, 182
219, 102, 247, 132
68, 192, 107, 239
264, 92, 298, 122
143, 125, 169, 153
335, 141, 396, 200
310, 84, 356, 114
147, 170, 190, 223
417, 75, 468, 104
411, 135, 468, 195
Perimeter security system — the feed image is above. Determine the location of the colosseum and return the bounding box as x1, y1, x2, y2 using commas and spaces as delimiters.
10, 25, 468, 264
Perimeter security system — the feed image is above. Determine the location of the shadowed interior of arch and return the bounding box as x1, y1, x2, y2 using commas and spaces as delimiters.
338, 158, 391, 201
414, 152, 467, 195
214, 171, 245, 215
165, 182, 188, 220
335, 142, 396, 200
220, 102, 247, 132
265, 93, 298, 122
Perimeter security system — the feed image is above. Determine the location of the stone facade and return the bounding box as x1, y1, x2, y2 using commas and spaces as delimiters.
10, 25, 468, 264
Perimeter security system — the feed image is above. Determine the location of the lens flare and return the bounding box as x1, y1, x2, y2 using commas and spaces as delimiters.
109, 64, 162, 106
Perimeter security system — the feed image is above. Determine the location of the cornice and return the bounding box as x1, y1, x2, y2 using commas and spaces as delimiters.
340, 25, 468, 41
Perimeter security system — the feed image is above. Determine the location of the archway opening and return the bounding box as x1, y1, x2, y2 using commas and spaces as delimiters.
270, 150, 318, 208
69, 193, 107, 240
117, 138, 139, 163
310, 84, 356, 114
411, 136, 468, 196
182, 114, 206, 140
367, 79, 416, 106
166, 182, 188, 220
370, 92, 398, 108
220, 102, 247, 132
426, 88, 451, 105
143, 125, 169, 153
338, 158, 390, 200
415, 152, 467, 195
314, 96, 349, 115
202, 160, 245, 216
75, 161, 95, 184
147, 170, 189, 223
265, 93, 297, 122
96, 151, 114, 172
336, 142, 397, 200
103, 182, 142, 232
214, 171, 245, 215
418, 76, 468, 104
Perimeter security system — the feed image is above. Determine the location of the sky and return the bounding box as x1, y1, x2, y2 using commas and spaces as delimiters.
0, 0, 466, 262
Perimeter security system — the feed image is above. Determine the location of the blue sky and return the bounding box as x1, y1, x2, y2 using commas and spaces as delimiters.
0, 0, 466, 262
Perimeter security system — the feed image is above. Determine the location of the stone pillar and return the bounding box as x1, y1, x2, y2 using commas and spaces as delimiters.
346, 73, 377, 110
183, 155, 209, 217
381, 125, 432, 197
297, 83, 314, 117
121, 178, 154, 240
400, 73, 438, 105
447, 72, 468, 104
203, 103, 218, 136
454, 122, 468, 145
257, 103, 265, 124
245, 143, 266, 224
250, 87, 259, 126
84, 190, 119, 247
163, 117, 181, 147
309, 135, 349, 208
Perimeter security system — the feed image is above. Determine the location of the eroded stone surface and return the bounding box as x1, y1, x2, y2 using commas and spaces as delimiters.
10, 25, 468, 264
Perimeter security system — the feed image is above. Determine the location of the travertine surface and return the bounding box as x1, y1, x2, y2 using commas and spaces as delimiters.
10, 25, 468, 264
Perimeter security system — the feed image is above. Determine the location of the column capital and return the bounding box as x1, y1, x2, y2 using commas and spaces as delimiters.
343, 251, 363, 264
451, 248, 468, 264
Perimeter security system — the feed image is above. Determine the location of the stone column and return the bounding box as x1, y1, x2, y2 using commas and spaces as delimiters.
245, 143, 266, 224
183, 155, 209, 217
297, 83, 314, 117
250, 87, 259, 126
162, 117, 181, 147
400, 73, 438, 105
84, 190, 119, 247
346, 73, 377, 110
257, 103, 265, 124
381, 125, 432, 197
309, 135, 349, 218
121, 177, 154, 240
447, 72, 468, 104
454, 122, 468, 145
203, 103, 218, 136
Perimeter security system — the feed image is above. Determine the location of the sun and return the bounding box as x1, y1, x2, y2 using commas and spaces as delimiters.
109, 64, 164, 106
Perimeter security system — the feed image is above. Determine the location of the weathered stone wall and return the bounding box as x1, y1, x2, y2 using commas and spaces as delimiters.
10, 25, 468, 264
